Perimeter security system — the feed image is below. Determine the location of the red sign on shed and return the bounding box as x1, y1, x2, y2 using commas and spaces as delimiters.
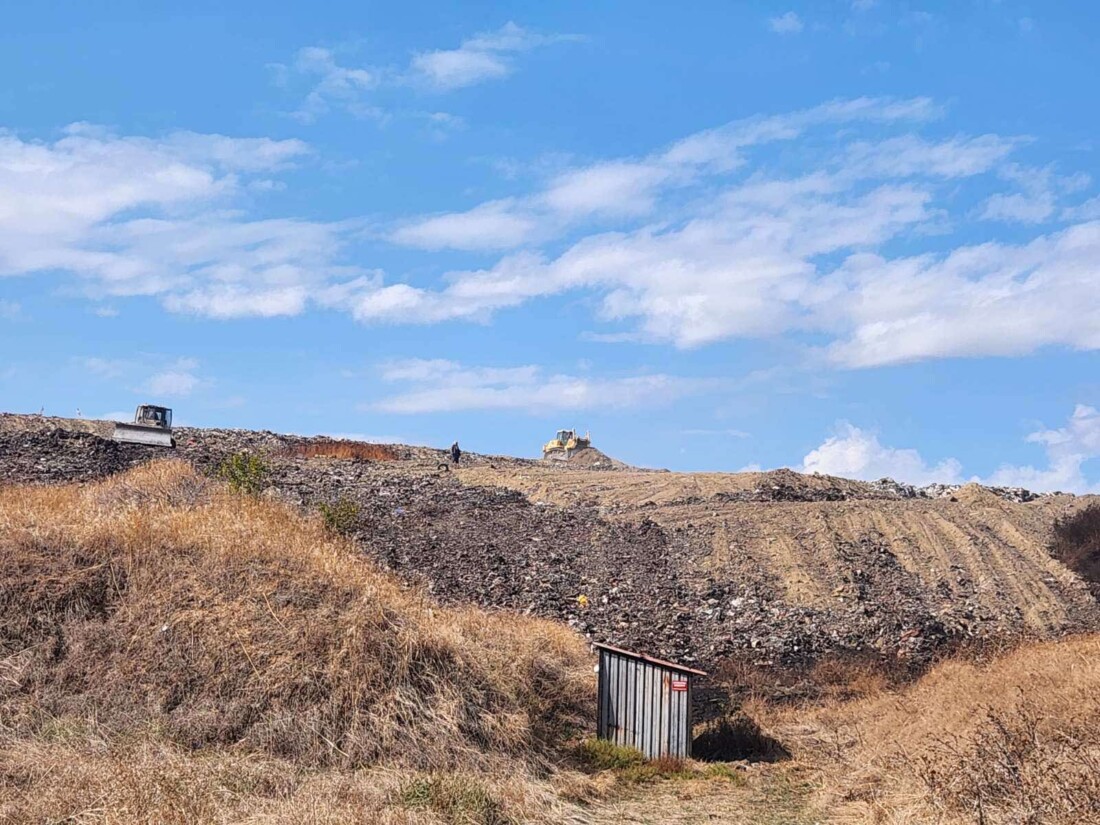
670, 679, 688, 692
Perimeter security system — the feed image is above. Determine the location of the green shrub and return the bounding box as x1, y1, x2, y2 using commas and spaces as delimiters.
216, 452, 268, 495
574, 738, 744, 785
398, 775, 513, 825
574, 738, 645, 771
319, 497, 360, 536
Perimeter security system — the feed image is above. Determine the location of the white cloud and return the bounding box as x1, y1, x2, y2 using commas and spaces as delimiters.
1066, 195, 1100, 221
801, 423, 965, 486
987, 405, 1100, 493
978, 165, 1088, 225
799, 407, 1100, 493
980, 192, 1054, 223
142, 357, 204, 398
411, 22, 576, 90
541, 161, 673, 217
370, 357, 699, 414
0, 127, 377, 319
823, 221, 1100, 367
389, 199, 540, 250
412, 49, 510, 90
843, 134, 1020, 179
390, 96, 939, 252
12, 98, 1100, 371
377, 98, 1100, 367
769, 12, 804, 34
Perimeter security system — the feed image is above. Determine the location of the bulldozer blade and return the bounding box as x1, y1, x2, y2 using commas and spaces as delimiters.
112, 423, 174, 448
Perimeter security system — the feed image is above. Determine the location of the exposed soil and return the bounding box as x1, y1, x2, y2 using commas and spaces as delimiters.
3, 412, 1098, 683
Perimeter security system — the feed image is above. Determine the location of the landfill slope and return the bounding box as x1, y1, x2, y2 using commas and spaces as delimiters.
2, 412, 1098, 670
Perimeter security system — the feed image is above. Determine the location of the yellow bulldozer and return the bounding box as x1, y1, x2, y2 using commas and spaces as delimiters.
542, 428, 591, 460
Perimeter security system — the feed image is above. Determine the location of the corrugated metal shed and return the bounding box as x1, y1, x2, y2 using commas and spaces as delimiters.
595, 642, 706, 760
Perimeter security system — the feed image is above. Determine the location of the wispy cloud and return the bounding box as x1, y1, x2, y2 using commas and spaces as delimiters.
768, 12, 804, 34
0, 125, 375, 320
10, 98, 1100, 372
283, 47, 378, 123
142, 357, 205, 398
76, 354, 209, 400
411, 22, 580, 90
369, 97, 1100, 367
369, 358, 701, 414
273, 23, 579, 121
78, 356, 129, 379
387, 96, 940, 252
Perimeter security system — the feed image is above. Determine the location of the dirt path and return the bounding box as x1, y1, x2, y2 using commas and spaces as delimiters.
587, 767, 822, 825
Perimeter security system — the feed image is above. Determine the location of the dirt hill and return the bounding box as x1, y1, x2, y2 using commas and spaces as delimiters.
0, 459, 595, 823
2, 413, 1098, 674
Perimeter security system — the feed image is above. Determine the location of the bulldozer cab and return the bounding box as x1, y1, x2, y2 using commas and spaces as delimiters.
556, 429, 574, 445
136, 405, 172, 429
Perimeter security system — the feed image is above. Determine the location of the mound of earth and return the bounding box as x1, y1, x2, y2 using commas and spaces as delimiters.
0, 460, 593, 823
2, 413, 1099, 675
542, 445, 637, 470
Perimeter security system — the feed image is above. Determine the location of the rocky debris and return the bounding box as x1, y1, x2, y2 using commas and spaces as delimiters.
864, 477, 1045, 504
921, 482, 1043, 504
0, 428, 151, 483
0, 414, 1092, 673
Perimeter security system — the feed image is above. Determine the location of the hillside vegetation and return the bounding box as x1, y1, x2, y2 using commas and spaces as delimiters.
775, 634, 1100, 824
1051, 503, 1100, 597
0, 461, 595, 823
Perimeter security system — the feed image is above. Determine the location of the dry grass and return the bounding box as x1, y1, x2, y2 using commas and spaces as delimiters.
285, 440, 401, 461
777, 634, 1100, 824
0, 460, 595, 823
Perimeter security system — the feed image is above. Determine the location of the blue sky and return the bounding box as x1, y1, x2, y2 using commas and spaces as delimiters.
1, 1, 1099, 490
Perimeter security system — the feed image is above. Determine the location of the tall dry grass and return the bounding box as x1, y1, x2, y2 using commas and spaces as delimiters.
0, 460, 595, 823
777, 635, 1100, 824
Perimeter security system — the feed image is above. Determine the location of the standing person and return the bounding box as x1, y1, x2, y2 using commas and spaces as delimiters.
450, 441, 461, 465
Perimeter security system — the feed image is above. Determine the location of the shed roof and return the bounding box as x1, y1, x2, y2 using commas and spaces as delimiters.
594, 642, 707, 676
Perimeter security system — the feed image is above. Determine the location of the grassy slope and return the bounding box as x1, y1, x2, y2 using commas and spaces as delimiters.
0, 460, 595, 824
775, 634, 1100, 824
